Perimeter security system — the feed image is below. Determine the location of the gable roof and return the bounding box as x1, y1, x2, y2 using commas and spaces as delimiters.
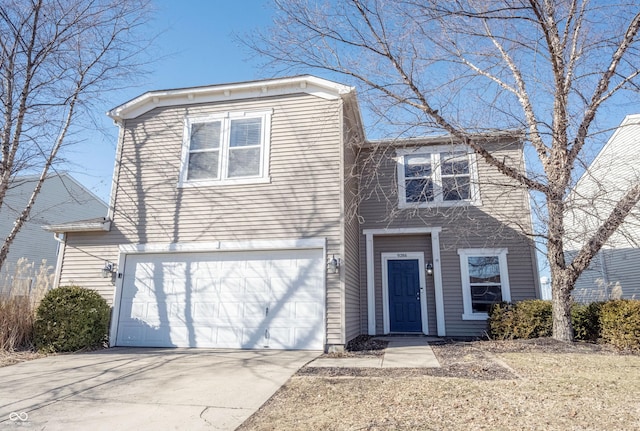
9, 172, 106, 208
107, 75, 355, 122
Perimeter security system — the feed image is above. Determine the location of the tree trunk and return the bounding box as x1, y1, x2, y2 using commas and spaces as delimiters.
551, 273, 574, 341
546, 194, 574, 341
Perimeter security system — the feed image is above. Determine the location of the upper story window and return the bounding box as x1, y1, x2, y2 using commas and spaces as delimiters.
179, 110, 272, 187
397, 145, 479, 208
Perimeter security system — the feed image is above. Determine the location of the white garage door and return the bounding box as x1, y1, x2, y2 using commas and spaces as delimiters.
115, 249, 325, 350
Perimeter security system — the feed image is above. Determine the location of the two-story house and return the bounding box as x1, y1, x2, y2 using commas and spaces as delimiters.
45, 76, 539, 352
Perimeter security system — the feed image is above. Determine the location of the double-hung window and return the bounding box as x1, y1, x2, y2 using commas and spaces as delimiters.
397, 145, 479, 207
458, 248, 511, 320
180, 110, 271, 186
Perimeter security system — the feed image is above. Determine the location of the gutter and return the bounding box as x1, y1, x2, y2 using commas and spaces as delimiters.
42, 217, 111, 234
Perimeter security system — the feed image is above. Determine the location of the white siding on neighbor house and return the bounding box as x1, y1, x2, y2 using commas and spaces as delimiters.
565, 114, 640, 251
571, 248, 640, 302
0, 174, 107, 292
58, 92, 352, 347
358, 138, 538, 337
565, 115, 640, 302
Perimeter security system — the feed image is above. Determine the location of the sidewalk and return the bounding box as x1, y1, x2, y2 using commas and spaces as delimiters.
308, 336, 441, 368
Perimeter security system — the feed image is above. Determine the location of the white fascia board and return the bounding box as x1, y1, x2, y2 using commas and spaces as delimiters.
574, 113, 640, 188
42, 219, 111, 233
107, 76, 354, 121
119, 238, 327, 254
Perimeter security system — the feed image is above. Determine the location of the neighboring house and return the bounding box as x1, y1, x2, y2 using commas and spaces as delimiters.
0, 173, 107, 293
44, 76, 539, 352
565, 114, 640, 303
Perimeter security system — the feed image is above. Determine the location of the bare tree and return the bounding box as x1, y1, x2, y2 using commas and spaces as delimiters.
250, 0, 640, 341
0, 0, 152, 272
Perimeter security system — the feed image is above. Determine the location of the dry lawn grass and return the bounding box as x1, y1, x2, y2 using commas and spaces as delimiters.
239, 341, 640, 431
0, 349, 44, 367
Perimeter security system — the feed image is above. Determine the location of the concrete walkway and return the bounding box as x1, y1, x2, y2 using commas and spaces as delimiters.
309, 337, 441, 368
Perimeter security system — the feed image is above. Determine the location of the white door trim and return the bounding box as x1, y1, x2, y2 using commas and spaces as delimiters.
363, 228, 445, 336
381, 252, 428, 335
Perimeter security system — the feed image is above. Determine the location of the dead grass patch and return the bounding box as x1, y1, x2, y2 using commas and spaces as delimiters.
239, 340, 640, 431
0, 349, 44, 367
0, 258, 52, 351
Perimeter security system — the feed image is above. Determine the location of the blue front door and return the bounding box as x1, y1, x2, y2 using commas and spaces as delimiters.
388, 259, 422, 332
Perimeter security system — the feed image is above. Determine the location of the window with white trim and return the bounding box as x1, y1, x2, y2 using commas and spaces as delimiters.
458, 248, 511, 320
397, 146, 479, 207
179, 110, 271, 186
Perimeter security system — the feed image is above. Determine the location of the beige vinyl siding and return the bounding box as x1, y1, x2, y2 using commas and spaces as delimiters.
358, 138, 538, 336
60, 92, 348, 346
112, 94, 343, 245
58, 232, 120, 302
342, 98, 363, 343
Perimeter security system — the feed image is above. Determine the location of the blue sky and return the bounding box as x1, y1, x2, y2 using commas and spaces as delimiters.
66, 0, 275, 201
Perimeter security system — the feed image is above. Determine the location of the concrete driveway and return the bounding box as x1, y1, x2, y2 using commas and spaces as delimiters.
0, 348, 319, 430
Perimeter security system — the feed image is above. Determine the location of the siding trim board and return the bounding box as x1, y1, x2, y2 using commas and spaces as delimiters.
363, 227, 444, 336
119, 238, 326, 254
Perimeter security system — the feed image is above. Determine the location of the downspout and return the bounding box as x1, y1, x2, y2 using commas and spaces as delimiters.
599, 250, 610, 298
107, 119, 126, 222
52, 232, 65, 289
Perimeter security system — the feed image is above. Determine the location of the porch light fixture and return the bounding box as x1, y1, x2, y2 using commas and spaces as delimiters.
101, 261, 115, 278
327, 255, 341, 274
426, 262, 434, 276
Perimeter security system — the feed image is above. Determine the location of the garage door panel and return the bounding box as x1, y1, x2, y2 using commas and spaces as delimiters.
193, 302, 217, 318
217, 327, 244, 346
116, 249, 325, 350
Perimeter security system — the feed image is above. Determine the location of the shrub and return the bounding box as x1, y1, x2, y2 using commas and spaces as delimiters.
514, 300, 553, 339
34, 285, 110, 353
488, 300, 552, 339
600, 299, 640, 351
571, 302, 603, 342
487, 302, 517, 340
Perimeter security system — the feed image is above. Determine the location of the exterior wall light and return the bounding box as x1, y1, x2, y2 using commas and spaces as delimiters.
426, 262, 434, 276
327, 255, 341, 274
102, 261, 115, 278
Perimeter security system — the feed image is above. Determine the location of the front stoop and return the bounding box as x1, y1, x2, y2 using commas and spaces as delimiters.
308, 336, 441, 368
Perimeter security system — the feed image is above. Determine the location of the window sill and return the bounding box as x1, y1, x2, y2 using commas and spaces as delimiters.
462, 313, 489, 321
399, 198, 482, 209
178, 176, 271, 188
